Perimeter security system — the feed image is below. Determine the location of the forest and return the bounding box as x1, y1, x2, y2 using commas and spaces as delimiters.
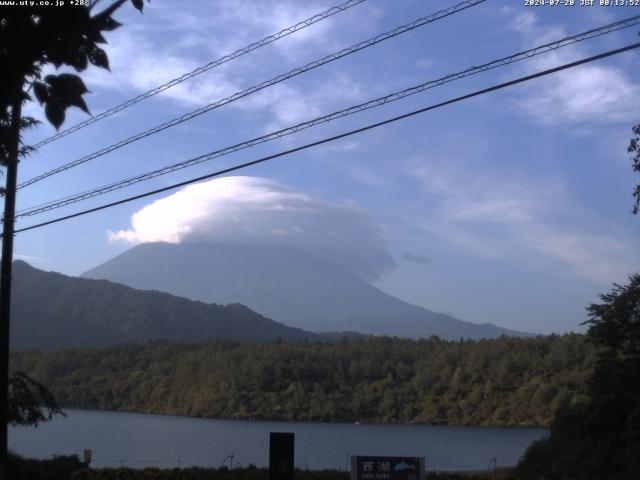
10, 260, 320, 350
12, 334, 591, 427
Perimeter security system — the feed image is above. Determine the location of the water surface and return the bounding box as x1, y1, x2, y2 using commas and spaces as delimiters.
10, 409, 546, 471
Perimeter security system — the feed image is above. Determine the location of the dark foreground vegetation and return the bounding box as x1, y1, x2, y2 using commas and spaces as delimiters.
69, 467, 511, 480
8, 453, 85, 480
8, 454, 514, 480
514, 275, 640, 480
12, 334, 591, 427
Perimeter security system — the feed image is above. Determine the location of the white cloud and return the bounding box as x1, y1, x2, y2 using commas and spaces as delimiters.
81, 30, 241, 107
410, 161, 639, 283
80, 3, 371, 133
212, 1, 338, 57
516, 50, 640, 125
109, 176, 395, 280
505, 11, 640, 125
149, 0, 346, 59
509, 11, 537, 36
246, 73, 366, 130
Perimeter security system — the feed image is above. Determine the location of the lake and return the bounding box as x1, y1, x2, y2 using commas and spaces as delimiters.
9, 409, 546, 471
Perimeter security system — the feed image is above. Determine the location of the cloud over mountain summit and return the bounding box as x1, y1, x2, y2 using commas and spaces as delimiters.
108, 176, 395, 281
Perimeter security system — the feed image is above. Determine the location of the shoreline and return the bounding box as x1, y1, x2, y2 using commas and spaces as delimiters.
52, 407, 550, 430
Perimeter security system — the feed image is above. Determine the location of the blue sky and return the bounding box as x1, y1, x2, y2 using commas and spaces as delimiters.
12, 0, 640, 334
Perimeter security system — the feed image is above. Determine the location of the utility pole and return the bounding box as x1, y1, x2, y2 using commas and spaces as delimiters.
0, 92, 23, 480
487, 457, 497, 480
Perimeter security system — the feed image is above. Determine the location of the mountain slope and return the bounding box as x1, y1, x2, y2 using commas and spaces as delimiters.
11, 260, 320, 350
83, 242, 530, 339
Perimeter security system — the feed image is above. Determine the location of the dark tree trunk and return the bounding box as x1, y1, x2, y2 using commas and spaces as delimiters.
0, 94, 22, 480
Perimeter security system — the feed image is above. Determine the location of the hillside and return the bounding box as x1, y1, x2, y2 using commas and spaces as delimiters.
83, 242, 530, 340
10, 260, 320, 349
11, 335, 592, 427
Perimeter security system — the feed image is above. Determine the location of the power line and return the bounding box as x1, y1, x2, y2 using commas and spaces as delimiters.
16, 14, 640, 218
13, 42, 640, 235
17, 15, 634, 215
17, 0, 486, 191
28, 0, 369, 150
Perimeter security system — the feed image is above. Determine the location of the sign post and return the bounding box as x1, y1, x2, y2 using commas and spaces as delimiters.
351, 456, 425, 480
269, 432, 294, 480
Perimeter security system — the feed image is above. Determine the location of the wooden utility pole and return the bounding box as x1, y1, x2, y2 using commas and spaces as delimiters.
0, 94, 22, 480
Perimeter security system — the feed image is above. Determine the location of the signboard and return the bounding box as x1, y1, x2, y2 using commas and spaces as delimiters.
351, 456, 425, 480
269, 432, 294, 480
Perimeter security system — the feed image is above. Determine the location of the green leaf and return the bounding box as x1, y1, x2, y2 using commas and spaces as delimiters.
101, 16, 122, 31
88, 27, 107, 44
20, 117, 42, 130
46, 74, 89, 95
45, 102, 65, 130
32, 82, 49, 104
87, 45, 109, 70
40, 74, 92, 121
44, 74, 91, 116
69, 46, 89, 72
68, 95, 90, 115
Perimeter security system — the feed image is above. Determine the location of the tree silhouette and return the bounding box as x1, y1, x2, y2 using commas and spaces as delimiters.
8, 372, 63, 427
0, 0, 149, 476
517, 275, 640, 479
627, 125, 640, 214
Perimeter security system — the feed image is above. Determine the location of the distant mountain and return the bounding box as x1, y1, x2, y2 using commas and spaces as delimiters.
83, 242, 530, 340
11, 260, 320, 350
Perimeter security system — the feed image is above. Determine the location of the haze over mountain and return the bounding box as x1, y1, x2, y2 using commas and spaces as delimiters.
11, 260, 320, 350
83, 242, 530, 340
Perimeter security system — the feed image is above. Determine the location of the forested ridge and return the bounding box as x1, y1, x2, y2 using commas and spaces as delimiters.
10, 260, 321, 349
12, 334, 592, 427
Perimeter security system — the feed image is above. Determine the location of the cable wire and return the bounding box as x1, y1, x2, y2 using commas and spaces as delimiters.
16, 14, 640, 218
13, 41, 640, 235
29, 0, 369, 150
17, 0, 486, 191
